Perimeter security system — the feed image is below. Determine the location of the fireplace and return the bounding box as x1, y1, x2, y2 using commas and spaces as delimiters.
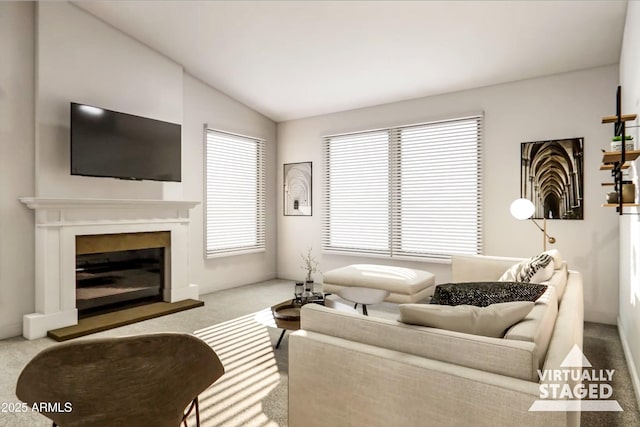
19, 198, 200, 339
75, 231, 170, 316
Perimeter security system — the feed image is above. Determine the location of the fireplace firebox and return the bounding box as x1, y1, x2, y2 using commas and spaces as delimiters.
75, 231, 170, 317
76, 248, 164, 316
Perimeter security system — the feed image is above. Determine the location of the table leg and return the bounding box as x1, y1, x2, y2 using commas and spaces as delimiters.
275, 329, 287, 349
362, 305, 368, 316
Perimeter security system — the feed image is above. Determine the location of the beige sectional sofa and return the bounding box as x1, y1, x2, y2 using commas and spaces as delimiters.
289, 254, 583, 427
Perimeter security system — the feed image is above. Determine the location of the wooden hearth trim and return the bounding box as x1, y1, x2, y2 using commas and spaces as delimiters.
76, 231, 171, 255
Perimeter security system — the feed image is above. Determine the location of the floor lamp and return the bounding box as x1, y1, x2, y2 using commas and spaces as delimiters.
510, 198, 556, 251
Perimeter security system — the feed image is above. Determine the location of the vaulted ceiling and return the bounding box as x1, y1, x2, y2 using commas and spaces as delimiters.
74, 1, 627, 122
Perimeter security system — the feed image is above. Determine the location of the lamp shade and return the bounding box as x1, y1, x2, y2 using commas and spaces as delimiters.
510, 198, 535, 220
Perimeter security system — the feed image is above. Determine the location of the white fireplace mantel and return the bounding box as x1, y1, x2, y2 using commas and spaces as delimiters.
20, 197, 199, 210
20, 197, 200, 339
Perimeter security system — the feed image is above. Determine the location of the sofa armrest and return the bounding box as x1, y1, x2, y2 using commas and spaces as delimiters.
451, 254, 524, 282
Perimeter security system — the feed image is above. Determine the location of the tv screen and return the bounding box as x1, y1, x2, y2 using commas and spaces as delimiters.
70, 102, 181, 182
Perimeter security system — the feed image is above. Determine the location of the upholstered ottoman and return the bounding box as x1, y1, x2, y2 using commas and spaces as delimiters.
322, 264, 435, 304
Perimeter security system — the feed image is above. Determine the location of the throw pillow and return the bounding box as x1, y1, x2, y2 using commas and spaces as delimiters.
543, 249, 563, 270
430, 281, 548, 307
399, 301, 535, 338
498, 253, 554, 283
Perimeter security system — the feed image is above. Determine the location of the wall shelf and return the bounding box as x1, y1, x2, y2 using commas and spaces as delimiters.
600, 86, 637, 215
602, 150, 640, 163
600, 163, 631, 170
602, 114, 637, 124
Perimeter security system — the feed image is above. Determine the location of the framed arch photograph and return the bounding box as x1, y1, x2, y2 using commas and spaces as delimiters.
284, 162, 312, 216
520, 138, 584, 220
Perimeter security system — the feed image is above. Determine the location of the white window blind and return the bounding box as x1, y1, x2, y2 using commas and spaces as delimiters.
323, 115, 482, 261
205, 128, 265, 258
323, 130, 390, 255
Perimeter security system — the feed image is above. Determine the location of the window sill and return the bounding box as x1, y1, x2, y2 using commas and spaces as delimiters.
205, 247, 265, 259
321, 249, 453, 264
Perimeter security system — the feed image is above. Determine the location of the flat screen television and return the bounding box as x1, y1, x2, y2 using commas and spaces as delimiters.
70, 102, 181, 182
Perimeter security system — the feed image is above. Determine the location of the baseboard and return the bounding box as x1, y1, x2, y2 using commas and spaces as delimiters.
198, 272, 278, 296
585, 309, 617, 325
617, 317, 640, 410
0, 321, 22, 340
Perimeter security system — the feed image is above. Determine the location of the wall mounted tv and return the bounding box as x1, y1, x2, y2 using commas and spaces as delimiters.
70, 102, 182, 182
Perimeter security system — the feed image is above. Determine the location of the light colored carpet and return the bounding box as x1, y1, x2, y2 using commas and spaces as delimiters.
0, 279, 295, 427
0, 280, 638, 426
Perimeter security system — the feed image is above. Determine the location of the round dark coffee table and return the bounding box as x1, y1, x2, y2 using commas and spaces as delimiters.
271, 300, 302, 349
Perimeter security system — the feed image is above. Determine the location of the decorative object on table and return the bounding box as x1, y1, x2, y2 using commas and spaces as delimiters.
294, 281, 304, 302
520, 138, 584, 219
284, 162, 312, 216
300, 247, 321, 298
510, 198, 557, 251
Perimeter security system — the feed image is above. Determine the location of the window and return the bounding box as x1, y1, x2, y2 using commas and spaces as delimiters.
205, 128, 265, 257
323, 115, 482, 261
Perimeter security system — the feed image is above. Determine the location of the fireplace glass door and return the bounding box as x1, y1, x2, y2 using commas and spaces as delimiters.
76, 248, 164, 316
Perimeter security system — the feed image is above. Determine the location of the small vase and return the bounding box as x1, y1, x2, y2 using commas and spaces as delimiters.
294, 282, 304, 302
301, 280, 313, 301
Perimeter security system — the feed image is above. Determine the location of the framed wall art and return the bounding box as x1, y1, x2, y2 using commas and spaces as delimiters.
520, 137, 584, 220
284, 162, 312, 216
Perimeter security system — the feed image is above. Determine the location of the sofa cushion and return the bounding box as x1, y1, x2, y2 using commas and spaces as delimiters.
499, 253, 554, 283
430, 282, 547, 307
399, 301, 534, 338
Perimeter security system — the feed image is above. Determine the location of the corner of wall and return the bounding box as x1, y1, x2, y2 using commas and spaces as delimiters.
618, 317, 640, 410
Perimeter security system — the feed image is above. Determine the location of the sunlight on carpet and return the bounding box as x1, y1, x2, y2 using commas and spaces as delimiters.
190, 308, 282, 427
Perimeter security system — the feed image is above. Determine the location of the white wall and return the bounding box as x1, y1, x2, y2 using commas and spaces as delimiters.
0, 2, 36, 339
36, 2, 183, 199
618, 0, 640, 406
183, 74, 278, 294
35, 2, 279, 295
0, 2, 278, 338
278, 65, 619, 324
